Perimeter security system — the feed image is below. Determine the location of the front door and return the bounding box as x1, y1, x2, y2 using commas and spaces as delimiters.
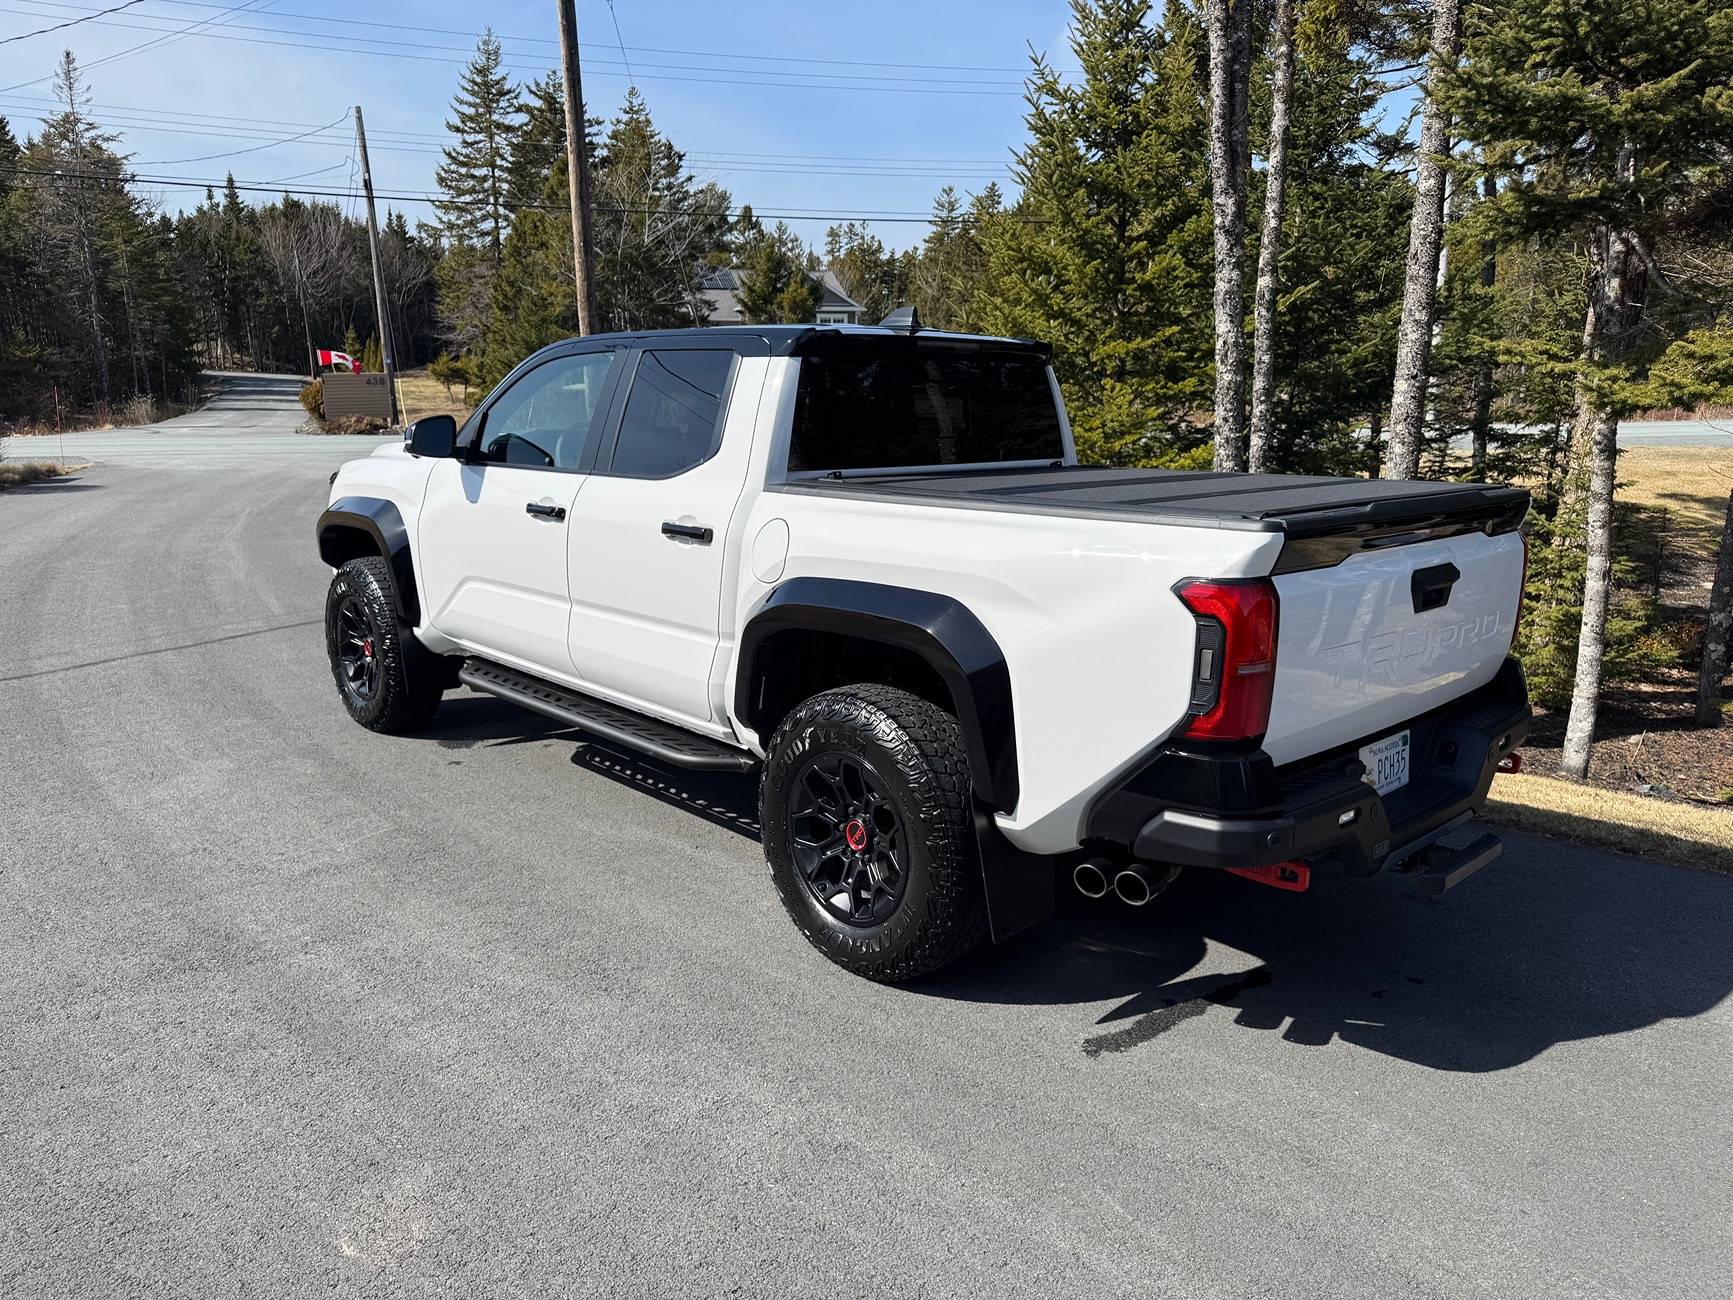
565, 346, 760, 725
416, 348, 620, 676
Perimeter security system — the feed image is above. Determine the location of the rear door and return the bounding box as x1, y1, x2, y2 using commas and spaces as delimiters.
416, 346, 620, 676
564, 340, 764, 726
1261, 530, 1525, 765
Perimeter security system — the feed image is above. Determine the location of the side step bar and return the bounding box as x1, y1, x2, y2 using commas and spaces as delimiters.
458, 657, 759, 773
1411, 832, 1503, 896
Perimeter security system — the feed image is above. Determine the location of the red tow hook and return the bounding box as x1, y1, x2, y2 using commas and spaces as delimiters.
1496, 750, 1523, 774
1225, 861, 1310, 892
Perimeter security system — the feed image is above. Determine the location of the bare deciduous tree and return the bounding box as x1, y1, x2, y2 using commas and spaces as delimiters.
1208, 0, 1252, 473
1384, 0, 1461, 481
1697, 489, 1733, 726
1248, 0, 1298, 474
258, 201, 353, 377
1559, 147, 1639, 779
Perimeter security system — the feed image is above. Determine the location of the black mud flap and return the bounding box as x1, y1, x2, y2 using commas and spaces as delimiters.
972, 801, 1059, 942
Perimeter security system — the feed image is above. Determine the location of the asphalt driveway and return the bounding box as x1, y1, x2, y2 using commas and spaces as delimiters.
2, 381, 1729, 1298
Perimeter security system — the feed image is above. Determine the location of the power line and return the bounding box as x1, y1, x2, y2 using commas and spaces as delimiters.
0, 101, 1014, 175
0, 95, 1017, 164
603, 0, 635, 91
0, 3, 1036, 93
0, 0, 144, 45
0, 0, 276, 94
0, 162, 1028, 223
136, 108, 349, 165
12, 0, 1076, 74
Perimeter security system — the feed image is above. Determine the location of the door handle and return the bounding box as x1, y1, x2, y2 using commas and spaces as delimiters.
661, 521, 713, 544
525, 502, 567, 521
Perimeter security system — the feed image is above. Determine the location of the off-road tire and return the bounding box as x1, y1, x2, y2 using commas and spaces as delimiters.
324, 556, 445, 733
760, 684, 988, 982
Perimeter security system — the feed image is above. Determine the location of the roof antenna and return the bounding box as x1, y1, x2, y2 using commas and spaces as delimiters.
879, 305, 921, 334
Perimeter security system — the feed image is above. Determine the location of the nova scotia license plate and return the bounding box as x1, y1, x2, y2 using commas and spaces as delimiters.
1360, 730, 1410, 796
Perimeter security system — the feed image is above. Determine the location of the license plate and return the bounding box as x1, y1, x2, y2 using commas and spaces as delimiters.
1360, 730, 1411, 796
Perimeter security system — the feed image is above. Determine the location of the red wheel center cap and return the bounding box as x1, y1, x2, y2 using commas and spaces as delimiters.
844, 819, 869, 852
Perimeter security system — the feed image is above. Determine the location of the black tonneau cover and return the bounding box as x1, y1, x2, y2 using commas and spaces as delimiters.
781, 465, 1529, 570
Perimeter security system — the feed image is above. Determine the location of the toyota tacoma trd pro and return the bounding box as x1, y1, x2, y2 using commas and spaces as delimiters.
317, 315, 1531, 982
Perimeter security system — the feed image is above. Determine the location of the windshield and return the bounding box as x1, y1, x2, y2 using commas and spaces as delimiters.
788, 351, 1065, 473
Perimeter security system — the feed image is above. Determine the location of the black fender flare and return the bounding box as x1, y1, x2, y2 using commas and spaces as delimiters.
735, 577, 1019, 814
317, 496, 419, 625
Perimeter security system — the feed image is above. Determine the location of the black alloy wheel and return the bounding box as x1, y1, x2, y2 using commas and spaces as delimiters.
334, 594, 381, 705
322, 555, 447, 733
788, 750, 909, 926
759, 683, 988, 982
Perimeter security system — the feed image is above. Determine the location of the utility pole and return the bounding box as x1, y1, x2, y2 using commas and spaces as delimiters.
556, 0, 599, 335
354, 104, 400, 424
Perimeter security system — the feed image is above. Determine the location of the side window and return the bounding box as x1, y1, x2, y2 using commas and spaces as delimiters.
479, 350, 615, 471
609, 349, 735, 478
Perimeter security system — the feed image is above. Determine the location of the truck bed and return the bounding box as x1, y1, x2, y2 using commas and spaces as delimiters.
787, 465, 1528, 544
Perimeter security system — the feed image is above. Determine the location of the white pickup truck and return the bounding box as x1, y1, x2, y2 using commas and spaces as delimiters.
317, 315, 1530, 981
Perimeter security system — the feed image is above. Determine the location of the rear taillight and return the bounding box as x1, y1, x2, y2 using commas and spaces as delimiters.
1176, 578, 1279, 742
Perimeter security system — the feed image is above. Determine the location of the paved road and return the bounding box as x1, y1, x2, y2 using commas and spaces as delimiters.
4, 372, 395, 470
3, 379, 1732, 1299
1614, 417, 1733, 446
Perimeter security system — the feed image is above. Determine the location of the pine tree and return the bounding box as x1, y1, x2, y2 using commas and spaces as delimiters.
432, 31, 519, 264
590, 90, 732, 330
824, 222, 908, 322
508, 71, 567, 208
972, 0, 1213, 465
735, 218, 820, 324
1443, 0, 1733, 775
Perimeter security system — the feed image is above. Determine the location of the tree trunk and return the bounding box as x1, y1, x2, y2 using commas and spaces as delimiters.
1384, 0, 1461, 481
1248, 0, 1297, 475
1696, 489, 1733, 726
1559, 206, 1638, 780
1208, 0, 1252, 473
1469, 173, 1497, 476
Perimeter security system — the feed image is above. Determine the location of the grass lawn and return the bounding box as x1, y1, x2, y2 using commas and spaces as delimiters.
396, 368, 473, 425
1487, 770, 1733, 873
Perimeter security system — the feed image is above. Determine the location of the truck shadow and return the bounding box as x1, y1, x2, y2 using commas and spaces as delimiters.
930, 853, 1733, 1074
469, 730, 1733, 1076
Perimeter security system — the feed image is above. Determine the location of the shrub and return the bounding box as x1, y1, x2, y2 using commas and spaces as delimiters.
299, 379, 324, 419
120, 393, 156, 426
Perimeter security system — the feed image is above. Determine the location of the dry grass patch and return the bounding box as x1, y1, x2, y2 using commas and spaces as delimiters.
0, 460, 85, 489
396, 368, 473, 425
1486, 770, 1733, 874
1616, 445, 1733, 540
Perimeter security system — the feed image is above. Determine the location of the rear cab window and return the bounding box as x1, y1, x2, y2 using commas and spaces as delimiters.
788, 347, 1065, 475
608, 349, 736, 478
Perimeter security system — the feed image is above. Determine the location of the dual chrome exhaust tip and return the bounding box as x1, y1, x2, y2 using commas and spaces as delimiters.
1073, 858, 1178, 907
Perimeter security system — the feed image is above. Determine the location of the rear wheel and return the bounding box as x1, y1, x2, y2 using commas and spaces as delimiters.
760, 684, 987, 982
324, 556, 445, 733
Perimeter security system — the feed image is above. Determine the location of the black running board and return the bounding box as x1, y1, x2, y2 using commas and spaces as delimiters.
459, 658, 758, 773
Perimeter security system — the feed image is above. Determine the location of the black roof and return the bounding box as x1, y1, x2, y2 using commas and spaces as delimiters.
530, 323, 1052, 358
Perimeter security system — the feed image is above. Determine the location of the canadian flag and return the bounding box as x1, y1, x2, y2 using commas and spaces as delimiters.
317, 349, 361, 374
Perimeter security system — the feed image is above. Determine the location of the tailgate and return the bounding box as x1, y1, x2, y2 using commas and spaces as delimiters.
1262, 531, 1524, 765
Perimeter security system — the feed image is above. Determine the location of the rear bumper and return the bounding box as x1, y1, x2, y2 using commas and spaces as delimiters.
1085, 657, 1530, 876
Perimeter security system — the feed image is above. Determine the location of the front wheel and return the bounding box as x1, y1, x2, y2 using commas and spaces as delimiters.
324, 556, 445, 733
759, 684, 988, 982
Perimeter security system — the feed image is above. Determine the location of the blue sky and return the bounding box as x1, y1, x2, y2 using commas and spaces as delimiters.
0, 0, 1080, 249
